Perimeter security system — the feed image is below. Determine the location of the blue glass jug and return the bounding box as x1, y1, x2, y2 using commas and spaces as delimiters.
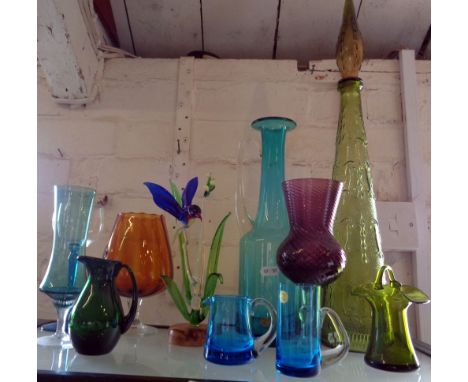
237, 116, 296, 335
203, 295, 277, 365
276, 274, 350, 378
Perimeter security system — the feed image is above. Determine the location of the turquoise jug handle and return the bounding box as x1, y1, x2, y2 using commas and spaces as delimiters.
118, 264, 139, 334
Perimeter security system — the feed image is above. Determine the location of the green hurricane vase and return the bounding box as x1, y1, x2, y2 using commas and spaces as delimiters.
323, 78, 385, 352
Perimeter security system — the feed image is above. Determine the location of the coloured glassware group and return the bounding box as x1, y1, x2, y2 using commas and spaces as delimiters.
38, 115, 428, 376
39, 0, 430, 375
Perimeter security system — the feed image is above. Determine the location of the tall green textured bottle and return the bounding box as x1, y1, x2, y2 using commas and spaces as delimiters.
322, 0, 384, 353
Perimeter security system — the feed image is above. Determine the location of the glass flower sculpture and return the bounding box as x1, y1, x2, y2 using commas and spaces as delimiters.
144, 175, 230, 325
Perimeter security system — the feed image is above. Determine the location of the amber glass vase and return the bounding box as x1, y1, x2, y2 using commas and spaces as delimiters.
322, 79, 385, 352
105, 212, 174, 335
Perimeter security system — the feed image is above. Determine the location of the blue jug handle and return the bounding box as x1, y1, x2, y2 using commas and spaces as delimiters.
250, 298, 277, 358
320, 307, 350, 367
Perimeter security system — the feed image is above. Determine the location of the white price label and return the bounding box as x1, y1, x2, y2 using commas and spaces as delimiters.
260, 266, 279, 276
280, 290, 288, 303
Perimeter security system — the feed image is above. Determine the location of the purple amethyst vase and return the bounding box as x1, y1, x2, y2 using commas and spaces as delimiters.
277, 178, 346, 285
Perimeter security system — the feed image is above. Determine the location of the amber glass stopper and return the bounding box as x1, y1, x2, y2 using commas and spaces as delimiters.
336, 0, 364, 78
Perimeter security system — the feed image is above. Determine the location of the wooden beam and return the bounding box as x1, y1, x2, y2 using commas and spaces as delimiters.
399, 49, 431, 344
37, 0, 103, 104
171, 57, 195, 185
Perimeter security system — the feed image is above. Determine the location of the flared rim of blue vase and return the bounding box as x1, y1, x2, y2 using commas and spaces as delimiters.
207, 294, 252, 302
251, 116, 296, 131
54, 184, 96, 193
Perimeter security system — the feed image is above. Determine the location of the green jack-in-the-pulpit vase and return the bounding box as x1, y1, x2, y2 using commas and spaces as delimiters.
69, 256, 138, 355
353, 265, 430, 371
323, 0, 385, 352
238, 116, 296, 336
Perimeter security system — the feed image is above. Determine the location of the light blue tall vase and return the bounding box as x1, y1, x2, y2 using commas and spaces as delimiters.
38, 185, 96, 348
238, 117, 296, 335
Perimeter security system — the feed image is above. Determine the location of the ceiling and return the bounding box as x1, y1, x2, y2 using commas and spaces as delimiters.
97, 0, 431, 63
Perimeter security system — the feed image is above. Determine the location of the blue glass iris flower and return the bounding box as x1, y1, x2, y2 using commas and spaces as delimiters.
144, 177, 202, 226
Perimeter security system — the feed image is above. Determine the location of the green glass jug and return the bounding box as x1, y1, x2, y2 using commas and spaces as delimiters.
69, 256, 138, 355
322, 78, 385, 352
237, 117, 296, 335
353, 265, 430, 371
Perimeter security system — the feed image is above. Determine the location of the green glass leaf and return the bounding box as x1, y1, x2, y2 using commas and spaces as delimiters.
400, 285, 430, 304
178, 230, 192, 303
203, 174, 216, 197
203, 272, 224, 300
189, 309, 205, 325
201, 273, 223, 317
206, 212, 231, 277
169, 180, 183, 207
161, 275, 191, 321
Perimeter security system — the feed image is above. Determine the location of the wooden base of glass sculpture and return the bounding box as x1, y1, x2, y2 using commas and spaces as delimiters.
168, 323, 207, 347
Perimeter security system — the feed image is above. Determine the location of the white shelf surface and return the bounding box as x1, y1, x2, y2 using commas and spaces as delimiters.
38, 328, 430, 381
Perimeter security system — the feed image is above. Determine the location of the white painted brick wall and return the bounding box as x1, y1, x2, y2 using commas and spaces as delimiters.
37, 119, 117, 157
286, 126, 337, 164
37, 156, 70, 194
305, 88, 340, 127
365, 88, 403, 124
115, 121, 174, 159
191, 120, 245, 163
37, 58, 431, 327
